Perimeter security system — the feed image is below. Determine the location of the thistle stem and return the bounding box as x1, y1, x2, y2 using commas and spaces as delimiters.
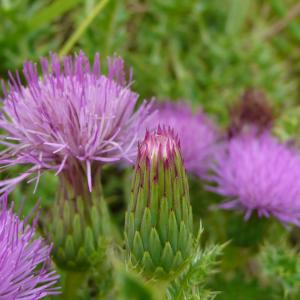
59, 0, 110, 57
63, 271, 86, 300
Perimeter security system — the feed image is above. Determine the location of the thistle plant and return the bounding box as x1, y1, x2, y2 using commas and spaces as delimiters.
125, 127, 194, 279
0, 194, 59, 299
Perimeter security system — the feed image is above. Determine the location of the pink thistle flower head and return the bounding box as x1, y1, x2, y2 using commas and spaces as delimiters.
0, 51, 153, 192
207, 131, 300, 226
0, 194, 59, 299
148, 101, 218, 178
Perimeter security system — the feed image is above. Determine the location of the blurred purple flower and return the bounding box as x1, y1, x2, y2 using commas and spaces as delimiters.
207, 131, 300, 226
0, 194, 59, 299
148, 101, 218, 178
0, 51, 153, 192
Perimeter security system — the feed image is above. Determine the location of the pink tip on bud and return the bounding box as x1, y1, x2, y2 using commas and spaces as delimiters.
139, 126, 181, 162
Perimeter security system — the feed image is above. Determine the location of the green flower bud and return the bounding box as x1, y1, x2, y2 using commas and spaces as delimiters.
125, 127, 194, 279
48, 171, 106, 271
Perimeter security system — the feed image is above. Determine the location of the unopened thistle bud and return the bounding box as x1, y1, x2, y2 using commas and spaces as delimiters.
125, 127, 194, 278
48, 171, 106, 271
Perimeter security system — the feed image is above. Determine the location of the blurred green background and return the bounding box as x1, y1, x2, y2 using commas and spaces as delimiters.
1, 0, 300, 119
2, 0, 300, 299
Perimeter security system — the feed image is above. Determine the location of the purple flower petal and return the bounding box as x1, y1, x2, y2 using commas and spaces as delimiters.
0, 51, 153, 192
0, 194, 59, 298
146, 101, 218, 178
207, 131, 300, 226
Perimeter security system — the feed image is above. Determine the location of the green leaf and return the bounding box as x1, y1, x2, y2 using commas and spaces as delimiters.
259, 241, 300, 297
168, 243, 225, 300
118, 271, 154, 300
28, 0, 83, 29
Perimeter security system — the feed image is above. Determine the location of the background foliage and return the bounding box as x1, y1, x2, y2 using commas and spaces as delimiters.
1, 0, 300, 299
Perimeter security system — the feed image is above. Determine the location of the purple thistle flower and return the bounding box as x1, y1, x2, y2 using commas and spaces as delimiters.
0, 195, 59, 299
207, 131, 300, 226
148, 101, 218, 178
0, 51, 153, 192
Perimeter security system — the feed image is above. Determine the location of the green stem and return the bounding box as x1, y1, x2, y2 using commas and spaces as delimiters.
59, 0, 110, 57
63, 271, 86, 300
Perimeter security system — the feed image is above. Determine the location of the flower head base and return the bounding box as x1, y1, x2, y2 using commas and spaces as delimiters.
0, 51, 153, 192
207, 132, 300, 226
125, 127, 193, 279
148, 101, 218, 178
0, 195, 59, 299
48, 173, 106, 272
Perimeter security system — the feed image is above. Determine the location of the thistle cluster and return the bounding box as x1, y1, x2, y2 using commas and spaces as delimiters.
0, 51, 154, 280
5, 50, 296, 299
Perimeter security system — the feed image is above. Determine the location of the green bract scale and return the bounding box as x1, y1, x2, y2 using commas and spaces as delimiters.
125, 127, 194, 279
48, 172, 105, 272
